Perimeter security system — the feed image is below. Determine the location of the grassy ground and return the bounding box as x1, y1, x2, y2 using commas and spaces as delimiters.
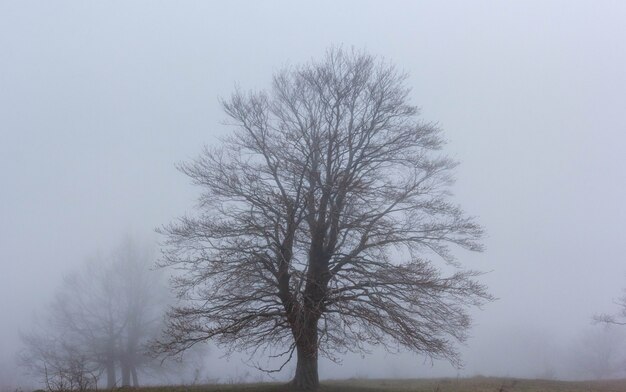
138, 377, 626, 392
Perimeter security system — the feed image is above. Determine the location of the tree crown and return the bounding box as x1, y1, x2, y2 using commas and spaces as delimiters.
158, 48, 491, 370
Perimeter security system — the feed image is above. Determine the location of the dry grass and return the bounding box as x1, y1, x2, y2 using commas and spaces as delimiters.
135, 377, 626, 392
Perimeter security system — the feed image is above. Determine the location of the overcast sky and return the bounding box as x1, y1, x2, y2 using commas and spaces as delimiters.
2, 0, 626, 386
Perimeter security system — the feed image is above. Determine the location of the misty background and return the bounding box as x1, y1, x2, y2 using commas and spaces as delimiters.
2, 0, 626, 388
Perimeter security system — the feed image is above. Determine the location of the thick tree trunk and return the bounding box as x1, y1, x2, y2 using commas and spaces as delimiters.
287, 242, 328, 390
289, 318, 320, 390
291, 347, 319, 390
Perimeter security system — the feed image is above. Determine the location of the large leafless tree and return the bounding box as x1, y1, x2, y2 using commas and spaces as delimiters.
157, 48, 492, 390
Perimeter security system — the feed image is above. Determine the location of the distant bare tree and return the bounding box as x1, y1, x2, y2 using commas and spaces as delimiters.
156, 48, 492, 390
596, 287, 626, 326
21, 239, 167, 390
568, 325, 626, 380
592, 285, 626, 378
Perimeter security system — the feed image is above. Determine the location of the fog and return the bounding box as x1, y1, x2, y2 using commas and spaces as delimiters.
2, 0, 626, 388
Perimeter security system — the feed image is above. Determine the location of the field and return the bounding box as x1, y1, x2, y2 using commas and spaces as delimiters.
139, 377, 626, 392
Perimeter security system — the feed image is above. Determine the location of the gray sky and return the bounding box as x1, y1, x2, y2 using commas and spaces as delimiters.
2, 0, 626, 386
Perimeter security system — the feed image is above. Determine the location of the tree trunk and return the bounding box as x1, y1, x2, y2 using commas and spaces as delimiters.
105, 359, 116, 389
121, 357, 131, 387
290, 319, 320, 390
291, 347, 319, 390
131, 365, 139, 387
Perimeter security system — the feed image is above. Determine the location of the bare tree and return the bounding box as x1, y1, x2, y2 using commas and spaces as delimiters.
113, 240, 169, 387
567, 325, 626, 380
156, 48, 492, 390
591, 285, 626, 378
21, 333, 100, 392
596, 287, 626, 327
21, 239, 168, 390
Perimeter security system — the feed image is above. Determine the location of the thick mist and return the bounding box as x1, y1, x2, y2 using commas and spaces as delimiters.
2, 1, 626, 389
